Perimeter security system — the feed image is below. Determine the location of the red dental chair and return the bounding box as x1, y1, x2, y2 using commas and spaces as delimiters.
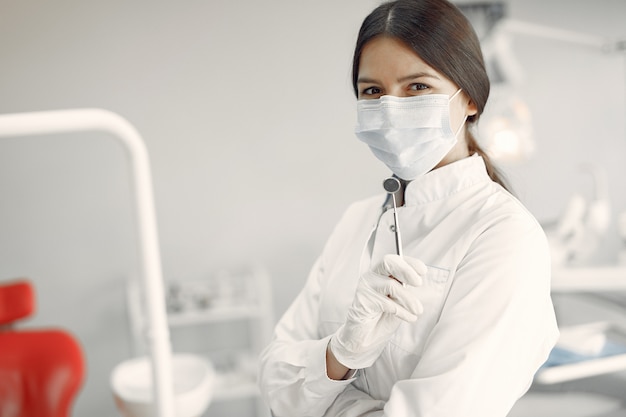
0, 279, 85, 417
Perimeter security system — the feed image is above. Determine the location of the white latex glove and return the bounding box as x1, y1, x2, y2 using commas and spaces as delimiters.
329, 254, 427, 370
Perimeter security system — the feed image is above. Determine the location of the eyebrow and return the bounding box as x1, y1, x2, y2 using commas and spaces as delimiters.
357, 72, 441, 84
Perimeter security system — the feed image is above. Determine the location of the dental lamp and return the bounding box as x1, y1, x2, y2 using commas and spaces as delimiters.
0, 109, 175, 417
459, 2, 626, 162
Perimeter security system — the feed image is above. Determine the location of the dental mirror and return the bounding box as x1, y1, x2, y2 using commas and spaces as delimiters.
383, 177, 401, 193
383, 177, 403, 257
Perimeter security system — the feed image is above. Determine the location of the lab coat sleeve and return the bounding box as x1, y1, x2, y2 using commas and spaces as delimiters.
323, 384, 385, 417
258, 257, 354, 417
384, 213, 559, 417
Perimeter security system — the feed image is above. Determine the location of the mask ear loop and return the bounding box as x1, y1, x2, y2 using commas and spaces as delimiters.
449, 88, 463, 102
453, 115, 469, 138
449, 89, 468, 137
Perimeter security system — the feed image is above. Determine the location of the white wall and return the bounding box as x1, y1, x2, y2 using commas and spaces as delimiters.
0, 0, 624, 415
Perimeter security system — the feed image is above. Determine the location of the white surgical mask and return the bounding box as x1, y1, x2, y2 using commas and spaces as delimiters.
355, 89, 466, 181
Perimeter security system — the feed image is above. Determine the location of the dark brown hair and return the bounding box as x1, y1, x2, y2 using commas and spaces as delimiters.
352, 0, 509, 190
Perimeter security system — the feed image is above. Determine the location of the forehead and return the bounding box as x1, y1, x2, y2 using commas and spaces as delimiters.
358, 36, 444, 79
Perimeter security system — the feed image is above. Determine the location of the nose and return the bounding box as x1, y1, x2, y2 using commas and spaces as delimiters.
382, 86, 410, 98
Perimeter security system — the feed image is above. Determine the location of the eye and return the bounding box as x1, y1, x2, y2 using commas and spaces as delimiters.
360, 86, 383, 98
409, 83, 429, 93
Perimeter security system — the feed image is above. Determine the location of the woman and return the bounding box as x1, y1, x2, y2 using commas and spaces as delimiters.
258, 1, 559, 416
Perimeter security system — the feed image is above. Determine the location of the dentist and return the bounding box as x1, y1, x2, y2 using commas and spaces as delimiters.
258, 1, 559, 416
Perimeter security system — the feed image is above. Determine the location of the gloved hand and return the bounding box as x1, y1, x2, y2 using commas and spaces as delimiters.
329, 254, 427, 370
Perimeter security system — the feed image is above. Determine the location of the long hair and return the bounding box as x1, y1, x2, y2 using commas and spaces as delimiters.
352, 0, 509, 190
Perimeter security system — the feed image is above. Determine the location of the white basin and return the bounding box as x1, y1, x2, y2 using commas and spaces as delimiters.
111, 353, 215, 417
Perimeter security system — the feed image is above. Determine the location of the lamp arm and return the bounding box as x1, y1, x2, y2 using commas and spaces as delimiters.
496, 18, 625, 53
0, 108, 175, 417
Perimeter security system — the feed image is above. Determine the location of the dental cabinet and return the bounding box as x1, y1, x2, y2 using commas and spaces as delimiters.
126, 267, 274, 417
535, 265, 626, 384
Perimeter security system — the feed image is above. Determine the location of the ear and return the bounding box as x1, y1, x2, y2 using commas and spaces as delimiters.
466, 97, 478, 117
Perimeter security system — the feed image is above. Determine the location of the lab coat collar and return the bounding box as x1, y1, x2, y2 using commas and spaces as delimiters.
402, 154, 491, 207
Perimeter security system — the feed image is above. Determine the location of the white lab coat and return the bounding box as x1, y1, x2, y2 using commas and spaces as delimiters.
258, 155, 559, 417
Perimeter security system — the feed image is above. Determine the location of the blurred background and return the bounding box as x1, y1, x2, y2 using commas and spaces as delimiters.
0, 0, 625, 416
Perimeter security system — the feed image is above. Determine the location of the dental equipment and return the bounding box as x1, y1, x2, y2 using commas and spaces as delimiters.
383, 177, 403, 257
0, 109, 175, 417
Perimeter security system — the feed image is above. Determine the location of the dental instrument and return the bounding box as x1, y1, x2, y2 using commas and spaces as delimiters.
383, 177, 403, 257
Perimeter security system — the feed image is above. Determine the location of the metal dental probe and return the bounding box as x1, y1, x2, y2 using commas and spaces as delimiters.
383, 177, 403, 258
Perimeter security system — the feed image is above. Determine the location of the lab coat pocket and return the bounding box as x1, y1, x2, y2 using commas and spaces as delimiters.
390, 265, 450, 357
319, 319, 343, 339
318, 295, 350, 339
